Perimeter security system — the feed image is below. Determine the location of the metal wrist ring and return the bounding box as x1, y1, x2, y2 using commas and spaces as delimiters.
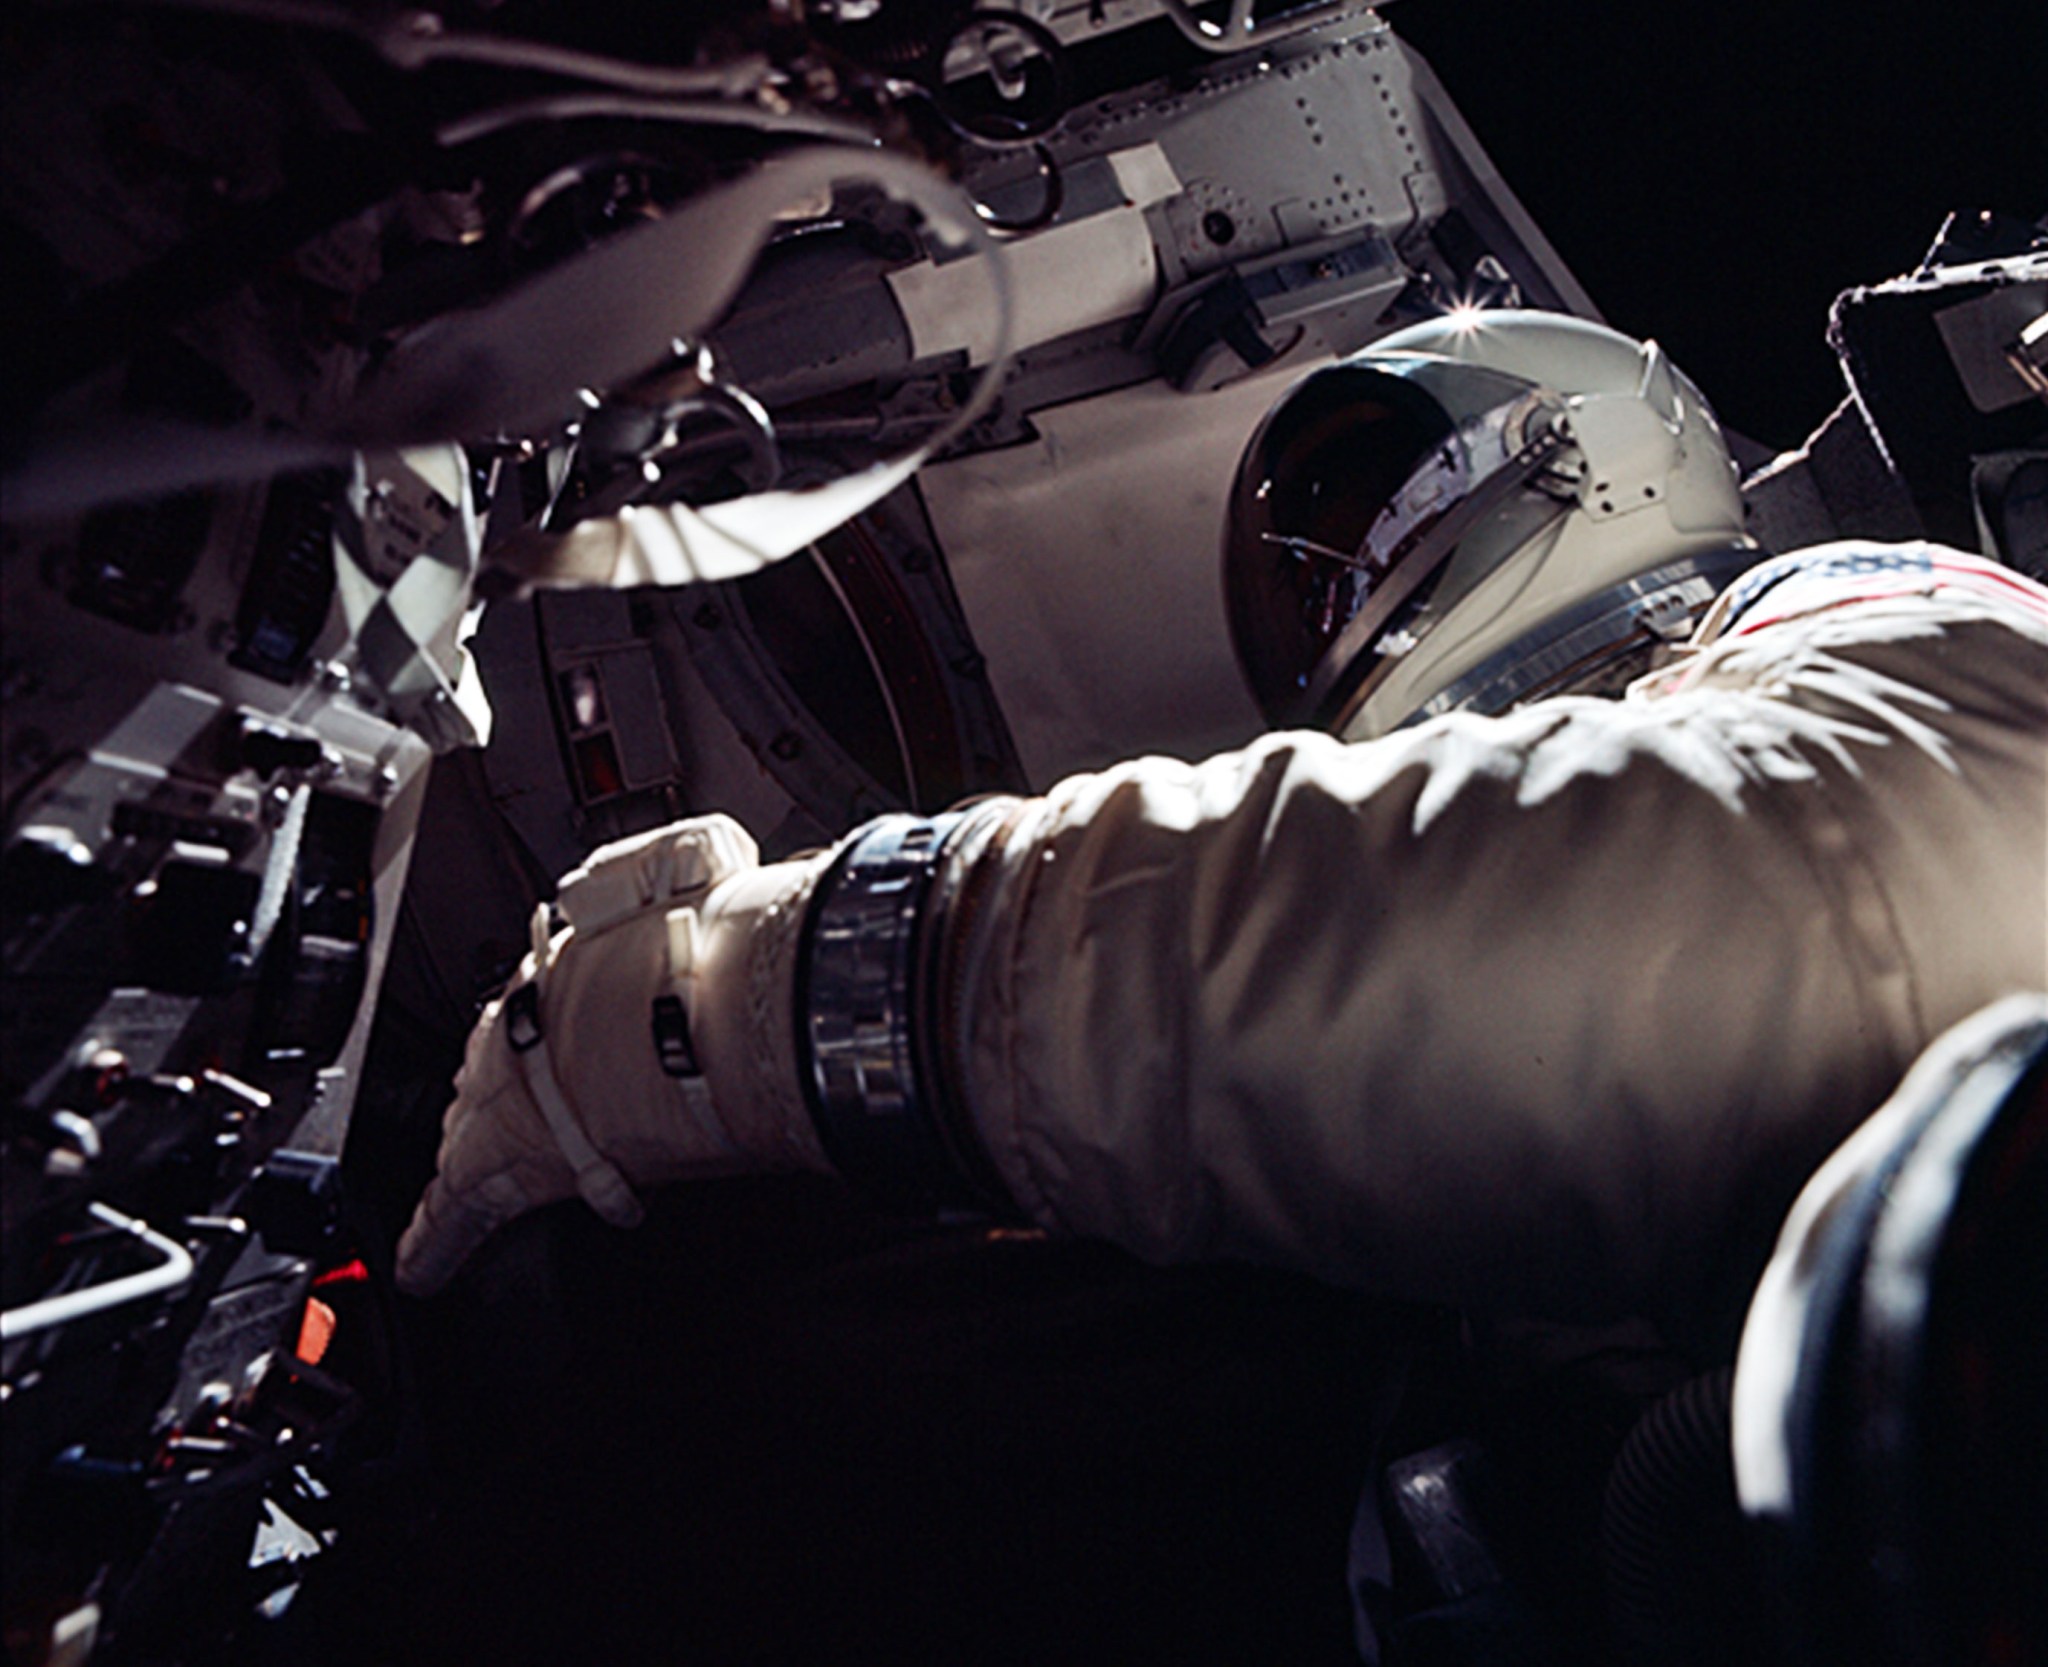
798, 810, 994, 1216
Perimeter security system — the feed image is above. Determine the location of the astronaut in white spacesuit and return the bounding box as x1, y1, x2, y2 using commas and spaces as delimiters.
395, 311, 2048, 1353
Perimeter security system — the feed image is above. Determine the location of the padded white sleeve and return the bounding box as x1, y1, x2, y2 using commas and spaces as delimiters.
945, 588, 2048, 1336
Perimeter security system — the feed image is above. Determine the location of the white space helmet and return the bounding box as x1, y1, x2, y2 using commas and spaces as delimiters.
1223, 310, 1758, 738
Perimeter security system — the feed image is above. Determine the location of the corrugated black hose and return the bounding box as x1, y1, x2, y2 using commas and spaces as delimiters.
1600, 1366, 1777, 1666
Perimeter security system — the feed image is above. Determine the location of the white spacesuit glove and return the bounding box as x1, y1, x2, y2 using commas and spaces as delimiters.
395, 814, 831, 1296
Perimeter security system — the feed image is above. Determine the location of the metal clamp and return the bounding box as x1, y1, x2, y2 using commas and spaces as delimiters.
799, 812, 990, 1215
1155, 0, 1367, 53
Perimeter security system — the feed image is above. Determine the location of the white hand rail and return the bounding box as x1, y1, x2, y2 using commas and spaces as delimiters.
2, 1202, 197, 1343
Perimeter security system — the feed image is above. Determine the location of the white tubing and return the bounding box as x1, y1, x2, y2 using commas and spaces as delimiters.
1, 1202, 197, 1343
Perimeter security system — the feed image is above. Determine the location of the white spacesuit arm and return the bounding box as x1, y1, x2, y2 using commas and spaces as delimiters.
935, 584, 2048, 1330
402, 547, 2046, 1313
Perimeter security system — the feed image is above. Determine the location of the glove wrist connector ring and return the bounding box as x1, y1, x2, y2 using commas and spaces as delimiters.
799, 811, 1003, 1216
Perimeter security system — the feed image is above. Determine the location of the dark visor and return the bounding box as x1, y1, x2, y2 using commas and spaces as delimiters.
1223, 364, 1456, 728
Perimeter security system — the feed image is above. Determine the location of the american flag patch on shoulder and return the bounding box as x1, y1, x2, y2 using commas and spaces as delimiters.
1716, 543, 2048, 637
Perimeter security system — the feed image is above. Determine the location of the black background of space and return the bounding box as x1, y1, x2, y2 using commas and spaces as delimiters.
1392, 0, 2045, 455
